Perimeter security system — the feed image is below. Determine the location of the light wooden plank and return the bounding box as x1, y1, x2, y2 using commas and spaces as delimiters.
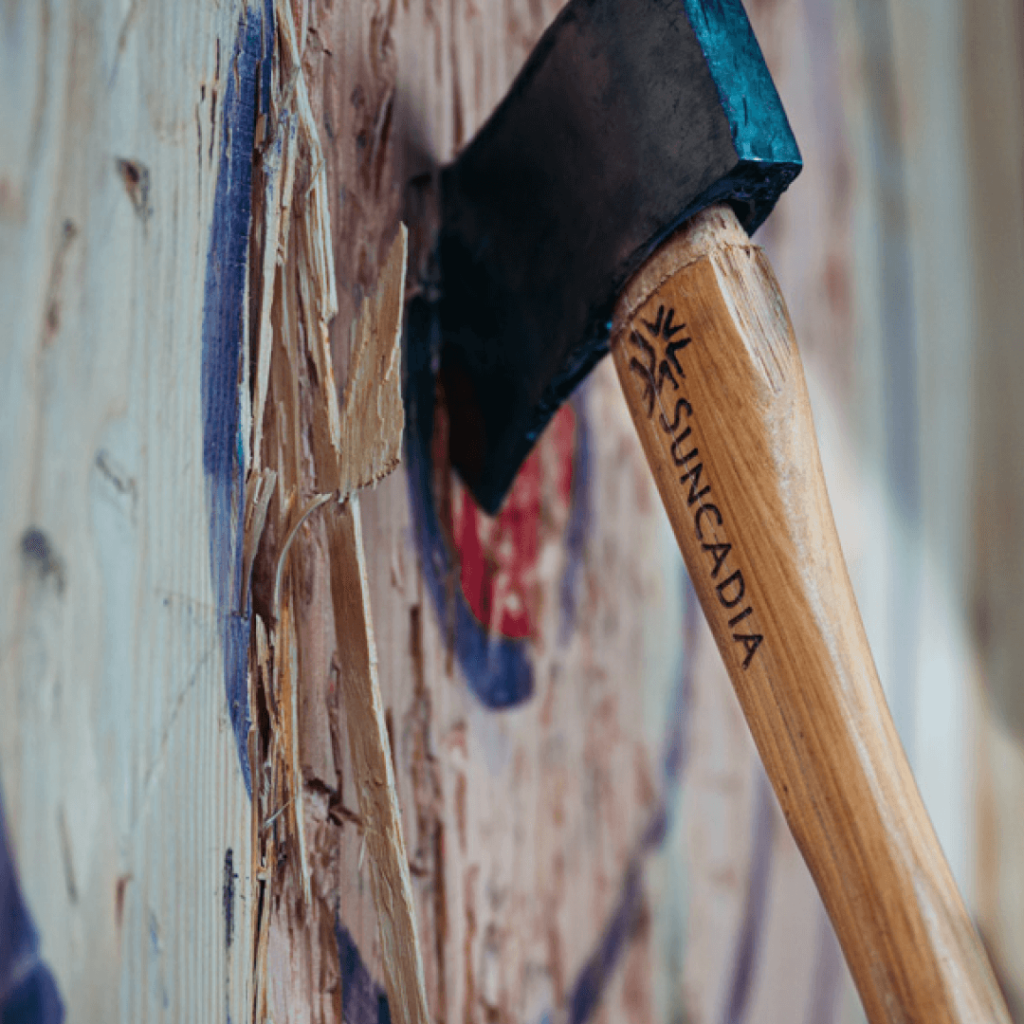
0, 1, 261, 1021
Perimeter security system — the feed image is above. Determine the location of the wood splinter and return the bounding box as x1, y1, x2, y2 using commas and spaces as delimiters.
272, 226, 431, 1024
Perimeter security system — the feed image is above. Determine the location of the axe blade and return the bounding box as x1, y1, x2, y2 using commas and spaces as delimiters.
437, 0, 801, 513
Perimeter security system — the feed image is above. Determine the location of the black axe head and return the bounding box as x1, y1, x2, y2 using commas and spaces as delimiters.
436, 0, 801, 513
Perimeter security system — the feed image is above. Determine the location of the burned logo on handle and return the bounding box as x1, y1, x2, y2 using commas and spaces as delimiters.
628, 305, 763, 670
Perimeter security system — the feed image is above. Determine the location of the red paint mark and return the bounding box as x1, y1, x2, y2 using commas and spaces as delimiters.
453, 405, 576, 639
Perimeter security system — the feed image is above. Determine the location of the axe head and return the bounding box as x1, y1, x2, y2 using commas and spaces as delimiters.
436, 0, 801, 513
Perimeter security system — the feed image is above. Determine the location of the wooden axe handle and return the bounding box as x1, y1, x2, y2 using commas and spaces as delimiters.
610, 204, 1008, 1024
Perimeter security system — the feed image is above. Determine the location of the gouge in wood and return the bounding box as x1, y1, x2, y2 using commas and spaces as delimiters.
427, 0, 1011, 1020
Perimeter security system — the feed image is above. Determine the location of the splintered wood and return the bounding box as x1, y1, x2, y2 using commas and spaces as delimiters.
327, 229, 430, 1024
336, 238, 407, 501
245, 2, 425, 1021
8, 0, 1024, 1021
329, 229, 431, 1024
327, 495, 430, 1024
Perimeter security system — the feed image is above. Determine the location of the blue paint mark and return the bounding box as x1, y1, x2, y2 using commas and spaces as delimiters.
201, 0, 275, 794
405, 298, 591, 709
335, 925, 392, 1024
722, 770, 774, 1024
0, 789, 64, 1024
558, 387, 591, 643
558, 583, 698, 1024
566, 860, 645, 1024
222, 848, 236, 950
556, 583, 778, 1024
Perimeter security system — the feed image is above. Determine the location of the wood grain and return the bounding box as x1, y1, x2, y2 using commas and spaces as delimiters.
245, 2, 349, 1015
283, 4, 693, 1023
244, 1, 428, 1014
330, 226, 431, 1024
254, 2, 871, 1022
0, 2, 258, 1020
5, 0, 1017, 1022
336, 233, 407, 501
611, 204, 1010, 1024
328, 495, 430, 1024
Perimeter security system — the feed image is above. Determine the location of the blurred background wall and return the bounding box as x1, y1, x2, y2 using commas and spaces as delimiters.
738, 0, 1024, 1015
752, 0, 1024, 1015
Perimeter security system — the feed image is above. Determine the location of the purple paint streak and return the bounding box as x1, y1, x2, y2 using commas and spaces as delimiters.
335, 925, 392, 1024
722, 770, 774, 1024
560, 582, 699, 1024
0, 791, 63, 1024
200, 0, 275, 794
558, 388, 592, 642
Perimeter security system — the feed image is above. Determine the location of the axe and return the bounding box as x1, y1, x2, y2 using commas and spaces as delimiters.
428, 0, 1010, 1021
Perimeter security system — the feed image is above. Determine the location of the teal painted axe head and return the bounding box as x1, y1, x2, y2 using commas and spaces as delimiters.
436, 0, 801, 513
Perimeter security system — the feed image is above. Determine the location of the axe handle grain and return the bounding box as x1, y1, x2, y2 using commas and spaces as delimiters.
611, 204, 1009, 1024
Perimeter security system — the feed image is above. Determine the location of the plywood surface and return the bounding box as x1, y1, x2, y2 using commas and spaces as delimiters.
3, 0, 1024, 1023
0, 1, 263, 1020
